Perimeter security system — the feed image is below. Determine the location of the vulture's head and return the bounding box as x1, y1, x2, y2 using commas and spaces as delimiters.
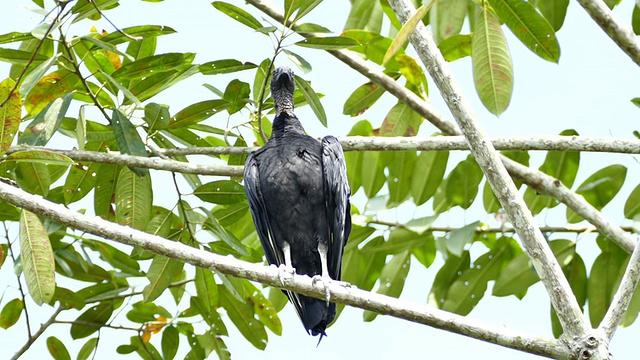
271, 66, 295, 115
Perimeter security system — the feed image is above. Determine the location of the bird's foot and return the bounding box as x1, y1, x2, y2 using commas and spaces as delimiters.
277, 264, 296, 287
311, 275, 333, 306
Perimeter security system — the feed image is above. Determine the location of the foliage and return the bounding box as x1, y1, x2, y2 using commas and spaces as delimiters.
0, 0, 638, 359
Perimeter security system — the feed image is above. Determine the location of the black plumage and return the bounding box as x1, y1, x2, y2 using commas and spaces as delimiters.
243, 67, 351, 340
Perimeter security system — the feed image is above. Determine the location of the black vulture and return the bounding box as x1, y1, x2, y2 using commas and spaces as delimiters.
243, 66, 351, 340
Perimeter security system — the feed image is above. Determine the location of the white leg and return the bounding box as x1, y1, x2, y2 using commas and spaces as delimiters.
313, 242, 332, 305
278, 241, 295, 286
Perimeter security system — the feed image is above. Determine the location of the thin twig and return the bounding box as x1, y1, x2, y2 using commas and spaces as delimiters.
88, 0, 142, 41
11, 306, 63, 360
54, 320, 140, 332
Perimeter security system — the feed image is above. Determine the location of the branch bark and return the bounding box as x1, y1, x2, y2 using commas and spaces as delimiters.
577, 0, 640, 66
388, 0, 609, 357
0, 180, 571, 359
245, 0, 637, 258
152, 135, 640, 156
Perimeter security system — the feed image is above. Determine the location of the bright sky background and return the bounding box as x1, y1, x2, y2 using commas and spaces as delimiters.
2, 0, 640, 359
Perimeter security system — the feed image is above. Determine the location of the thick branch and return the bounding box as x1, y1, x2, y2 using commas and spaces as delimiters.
577, 0, 640, 66
152, 135, 640, 155
246, 0, 637, 258
0, 181, 571, 359
389, 0, 589, 343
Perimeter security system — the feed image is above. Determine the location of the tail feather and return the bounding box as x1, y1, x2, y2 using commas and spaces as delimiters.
298, 295, 336, 341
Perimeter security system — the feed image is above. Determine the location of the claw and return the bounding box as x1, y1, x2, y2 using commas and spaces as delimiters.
277, 263, 295, 287
312, 275, 332, 306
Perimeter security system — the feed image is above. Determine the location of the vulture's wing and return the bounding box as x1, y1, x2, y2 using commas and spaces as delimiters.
321, 136, 352, 280
243, 152, 284, 266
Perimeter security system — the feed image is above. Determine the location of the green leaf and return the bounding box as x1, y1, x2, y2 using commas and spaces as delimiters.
0, 48, 48, 65
94, 164, 120, 220
49, 287, 85, 310
218, 285, 267, 349
71, 0, 119, 22
293, 75, 327, 127
446, 155, 483, 209
447, 221, 480, 257
552, 254, 588, 337
111, 109, 148, 176
538, 0, 569, 31
588, 237, 629, 327
383, 1, 433, 64
380, 102, 422, 136
438, 34, 473, 61
77, 338, 99, 360
364, 250, 411, 321
20, 54, 59, 97
295, 36, 360, 50
70, 302, 114, 339
411, 150, 449, 205
161, 326, 179, 360
168, 99, 229, 129
242, 281, 282, 335
524, 129, 580, 214
195, 267, 218, 312
430, 0, 467, 44
143, 255, 184, 302
472, 9, 513, 115
25, 70, 78, 116
0, 298, 23, 329
624, 182, 640, 219
388, 151, 417, 207
632, 97, 640, 109
212, 1, 263, 30
344, 0, 383, 34
282, 49, 312, 74
194, 180, 245, 205
361, 151, 387, 198
633, 5, 640, 36
20, 210, 55, 305
47, 336, 71, 360
443, 237, 514, 315
20, 92, 75, 146
0, 32, 33, 44
0, 78, 22, 156
343, 81, 386, 116
223, 79, 251, 115
112, 53, 190, 81
144, 102, 170, 131
63, 162, 99, 204
428, 252, 470, 307
126, 301, 171, 323
344, 120, 373, 193
488, 0, 560, 62
566, 165, 626, 223
199, 59, 257, 75
492, 253, 538, 298
5, 150, 74, 166
253, 58, 271, 103
101, 25, 176, 45
115, 167, 152, 230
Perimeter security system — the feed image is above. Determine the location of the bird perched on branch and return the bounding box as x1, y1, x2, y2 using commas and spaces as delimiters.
243, 66, 351, 341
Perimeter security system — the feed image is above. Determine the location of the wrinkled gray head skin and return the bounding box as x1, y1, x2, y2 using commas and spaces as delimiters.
271, 66, 295, 116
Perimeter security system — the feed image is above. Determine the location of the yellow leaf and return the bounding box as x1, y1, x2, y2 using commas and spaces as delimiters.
383, 0, 436, 65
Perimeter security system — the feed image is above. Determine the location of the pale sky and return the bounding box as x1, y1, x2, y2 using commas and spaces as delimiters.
1, 0, 640, 359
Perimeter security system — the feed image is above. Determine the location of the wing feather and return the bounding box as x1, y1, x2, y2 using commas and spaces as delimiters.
321, 136, 351, 280
243, 152, 284, 266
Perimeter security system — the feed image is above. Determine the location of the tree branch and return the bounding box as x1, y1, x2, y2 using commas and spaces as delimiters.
245, 0, 637, 258
152, 135, 640, 156
0, 181, 571, 359
388, 0, 598, 353
576, 0, 640, 66
11, 306, 63, 360
367, 220, 634, 235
